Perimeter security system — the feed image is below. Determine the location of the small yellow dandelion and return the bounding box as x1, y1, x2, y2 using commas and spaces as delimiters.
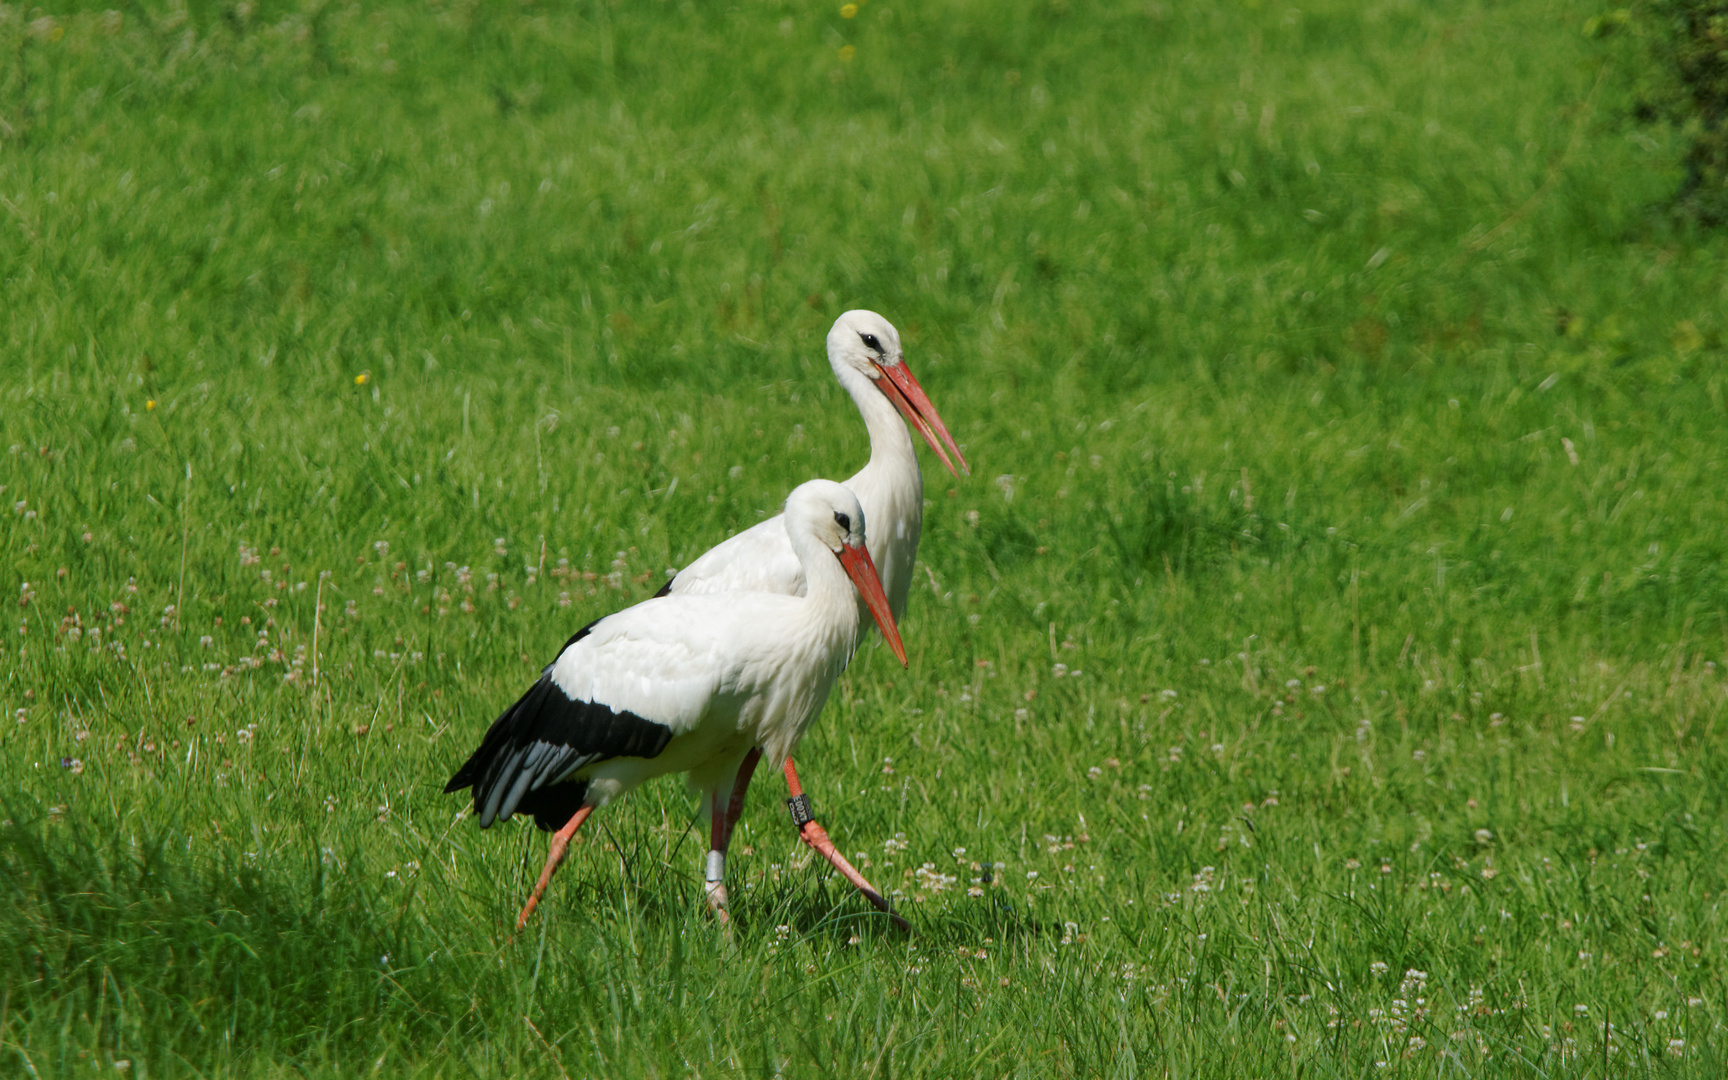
51, 25, 65, 41
840, 3, 858, 17
145, 400, 157, 411
354, 372, 370, 386
838, 44, 857, 62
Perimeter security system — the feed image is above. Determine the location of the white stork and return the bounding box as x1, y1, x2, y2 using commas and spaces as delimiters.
446, 480, 909, 930
653, 312, 966, 916
662, 309, 968, 620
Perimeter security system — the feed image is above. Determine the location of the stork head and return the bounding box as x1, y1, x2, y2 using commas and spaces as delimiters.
785, 480, 909, 668
786, 478, 870, 555
826, 310, 970, 478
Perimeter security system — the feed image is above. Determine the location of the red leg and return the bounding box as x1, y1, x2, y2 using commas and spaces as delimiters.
724, 747, 764, 839
783, 758, 910, 931
705, 747, 764, 919
516, 805, 593, 930
705, 784, 731, 916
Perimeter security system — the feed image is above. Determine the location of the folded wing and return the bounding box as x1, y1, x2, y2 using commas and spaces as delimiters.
445, 606, 742, 828
659, 515, 805, 599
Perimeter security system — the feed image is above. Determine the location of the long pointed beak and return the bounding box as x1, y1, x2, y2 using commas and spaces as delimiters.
876, 361, 969, 478
836, 542, 909, 668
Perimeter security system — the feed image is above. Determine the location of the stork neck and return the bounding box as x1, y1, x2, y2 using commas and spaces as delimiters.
788, 526, 863, 629
835, 364, 917, 475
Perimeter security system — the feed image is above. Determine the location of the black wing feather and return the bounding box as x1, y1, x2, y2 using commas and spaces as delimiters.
444, 620, 674, 830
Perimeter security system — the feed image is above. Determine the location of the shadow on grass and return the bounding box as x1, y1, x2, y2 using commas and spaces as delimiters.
0, 804, 463, 1070
727, 871, 1051, 950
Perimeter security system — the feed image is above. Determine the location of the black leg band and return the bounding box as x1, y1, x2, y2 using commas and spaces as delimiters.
786, 793, 814, 828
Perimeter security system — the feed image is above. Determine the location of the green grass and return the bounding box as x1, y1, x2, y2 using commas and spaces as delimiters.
4, 0, 1728, 1075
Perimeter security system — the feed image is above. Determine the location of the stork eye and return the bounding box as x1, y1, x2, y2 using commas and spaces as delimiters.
833, 511, 851, 532
858, 332, 883, 355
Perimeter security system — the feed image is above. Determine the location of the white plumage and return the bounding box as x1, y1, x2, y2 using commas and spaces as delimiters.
663, 310, 968, 624
446, 480, 907, 928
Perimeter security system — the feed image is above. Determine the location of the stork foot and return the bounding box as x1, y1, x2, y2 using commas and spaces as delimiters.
782, 758, 909, 932
795, 820, 911, 932
704, 876, 731, 924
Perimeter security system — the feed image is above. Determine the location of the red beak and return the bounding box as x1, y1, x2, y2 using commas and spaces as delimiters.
836, 542, 909, 668
876, 361, 969, 479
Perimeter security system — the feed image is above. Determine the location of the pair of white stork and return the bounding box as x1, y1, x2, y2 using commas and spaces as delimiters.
445, 311, 967, 931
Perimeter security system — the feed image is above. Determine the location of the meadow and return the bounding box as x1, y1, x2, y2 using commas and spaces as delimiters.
3, 0, 1728, 1074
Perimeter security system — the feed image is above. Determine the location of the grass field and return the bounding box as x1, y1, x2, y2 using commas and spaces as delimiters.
4, 0, 1728, 1075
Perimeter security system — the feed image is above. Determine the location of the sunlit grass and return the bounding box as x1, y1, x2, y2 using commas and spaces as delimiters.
3, 0, 1727, 1075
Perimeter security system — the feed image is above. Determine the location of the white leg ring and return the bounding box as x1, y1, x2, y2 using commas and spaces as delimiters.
704, 849, 728, 907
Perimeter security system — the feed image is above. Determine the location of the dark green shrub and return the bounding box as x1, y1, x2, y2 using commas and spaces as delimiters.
1597, 1, 1728, 222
